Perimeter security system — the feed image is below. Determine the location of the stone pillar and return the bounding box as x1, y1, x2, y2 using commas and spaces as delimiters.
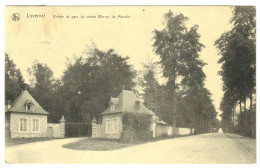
92, 117, 97, 138
150, 115, 156, 138
60, 115, 66, 138
168, 126, 172, 136
172, 126, 178, 137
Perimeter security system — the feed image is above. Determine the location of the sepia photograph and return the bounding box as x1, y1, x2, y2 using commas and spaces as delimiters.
4, 5, 256, 164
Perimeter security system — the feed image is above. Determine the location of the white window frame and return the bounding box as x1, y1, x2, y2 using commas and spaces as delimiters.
106, 119, 111, 134
106, 118, 120, 134
113, 118, 119, 134
19, 118, 28, 133
32, 119, 40, 133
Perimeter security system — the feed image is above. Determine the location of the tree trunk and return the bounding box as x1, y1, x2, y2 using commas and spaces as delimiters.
78, 125, 81, 137
249, 91, 255, 138
232, 106, 235, 133
198, 112, 202, 134
205, 118, 208, 133
239, 99, 242, 135
172, 59, 177, 130
89, 123, 92, 138
243, 97, 246, 137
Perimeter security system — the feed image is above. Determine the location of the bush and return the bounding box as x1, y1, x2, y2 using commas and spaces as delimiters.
121, 113, 153, 142
122, 112, 152, 131
121, 130, 153, 142
161, 133, 169, 138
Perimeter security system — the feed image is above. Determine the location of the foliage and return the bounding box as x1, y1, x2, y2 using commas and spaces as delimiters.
27, 61, 62, 122
121, 130, 153, 142
60, 46, 136, 123
121, 113, 152, 131
153, 11, 205, 83
138, 57, 164, 118
215, 6, 256, 137
6, 45, 136, 124
5, 53, 25, 103
152, 10, 217, 134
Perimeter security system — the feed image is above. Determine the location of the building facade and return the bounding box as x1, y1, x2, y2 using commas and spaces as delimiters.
92, 89, 170, 139
5, 90, 49, 138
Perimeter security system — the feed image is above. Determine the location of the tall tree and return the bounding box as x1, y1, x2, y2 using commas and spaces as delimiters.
153, 11, 205, 128
215, 6, 256, 137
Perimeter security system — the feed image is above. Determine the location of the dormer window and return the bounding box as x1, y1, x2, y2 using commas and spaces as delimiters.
25, 100, 34, 111
110, 103, 115, 111
109, 97, 118, 112
27, 104, 31, 110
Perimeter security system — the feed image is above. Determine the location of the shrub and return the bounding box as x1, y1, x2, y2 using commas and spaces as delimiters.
121, 130, 153, 142
161, 133, 169, 138
121, 113, 153, 142
122, 112, 152, 131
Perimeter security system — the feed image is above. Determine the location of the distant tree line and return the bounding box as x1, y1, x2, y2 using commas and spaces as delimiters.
215, 6, 256, 138
5, 10, 220, 134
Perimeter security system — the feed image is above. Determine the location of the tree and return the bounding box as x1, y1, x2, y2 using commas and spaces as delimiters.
5, 53, 25, 103
153, 10, 205, 128
60, 46, 136, 123
139, 57, 162, 117
27, 61, 60, 122
215, 6, 256, 137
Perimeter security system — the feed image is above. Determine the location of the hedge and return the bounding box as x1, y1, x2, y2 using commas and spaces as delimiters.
121, 112, 152, 131
121, 130, 153, 142
121, 113, 153, 142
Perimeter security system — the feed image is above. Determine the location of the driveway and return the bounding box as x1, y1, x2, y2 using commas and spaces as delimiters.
5, 133, 256, 164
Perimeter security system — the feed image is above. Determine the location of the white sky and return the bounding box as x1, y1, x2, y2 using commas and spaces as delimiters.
5, 6, 233, 119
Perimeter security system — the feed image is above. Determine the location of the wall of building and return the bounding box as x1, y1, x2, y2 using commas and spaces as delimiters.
93, 113, 123, 139
169, 127, 194, 136
155, 124, 171, 137
47, 123, 61, 138
93, 113, 194, 139
178, 128, 194, 135
10, 113, 47, 138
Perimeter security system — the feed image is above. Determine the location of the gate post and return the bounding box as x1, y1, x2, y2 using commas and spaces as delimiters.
150, 115, 156, 138
60, 115, 66, 138
92, 117, 97, 138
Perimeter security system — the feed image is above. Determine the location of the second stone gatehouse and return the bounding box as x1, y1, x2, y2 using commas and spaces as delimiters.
92, 89, 171, 139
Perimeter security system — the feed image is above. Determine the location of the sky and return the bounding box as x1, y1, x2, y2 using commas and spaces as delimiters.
5, 6, 233, 119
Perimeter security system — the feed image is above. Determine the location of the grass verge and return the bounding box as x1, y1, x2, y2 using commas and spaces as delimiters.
5, 137, 53, 146
62, 135, 183, 151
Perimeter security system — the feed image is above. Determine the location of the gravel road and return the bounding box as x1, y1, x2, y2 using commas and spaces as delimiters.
5, 133, 256, 164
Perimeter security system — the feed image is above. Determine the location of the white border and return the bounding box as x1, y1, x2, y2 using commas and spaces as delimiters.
0, 0, 258, 6
1, 1, 259, 168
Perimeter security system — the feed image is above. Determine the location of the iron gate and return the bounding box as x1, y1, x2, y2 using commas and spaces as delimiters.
65, 123, 91, 137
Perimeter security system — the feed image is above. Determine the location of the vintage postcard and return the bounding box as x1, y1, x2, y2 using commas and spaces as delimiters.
5, 6, 256, 164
